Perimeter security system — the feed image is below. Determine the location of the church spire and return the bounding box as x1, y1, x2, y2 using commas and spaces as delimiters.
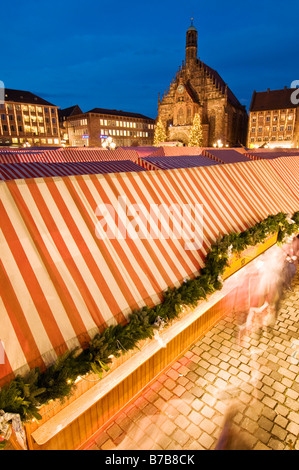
185, 18, 198, 69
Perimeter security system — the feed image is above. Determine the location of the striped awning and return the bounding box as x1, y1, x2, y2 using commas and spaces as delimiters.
137, 155, 221, 171
148, 147, 203, 157
0, 159, 298, 385
0, 152, 64, 164
267, 156, 299, 197
120, 147, 158, 158
0, 148, 140, 164
202, 149, 252, 163
54, 148, 140, 163
245, 150, 299, 160
0, 161, 145, 181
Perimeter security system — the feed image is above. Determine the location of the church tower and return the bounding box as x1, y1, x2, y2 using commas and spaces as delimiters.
185, 19, 198, 70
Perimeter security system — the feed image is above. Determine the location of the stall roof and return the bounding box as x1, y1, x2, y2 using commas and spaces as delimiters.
148, 147, 203, 157
202, 149, 252, 163
245, 151, 299, 160
0, 148, 140, 164
0, 159, 298, 386
138, 155, 220, 171
267, 156, 299, 197
0, 161, 145, 181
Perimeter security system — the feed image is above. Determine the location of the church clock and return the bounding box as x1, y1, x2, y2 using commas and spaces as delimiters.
177, 85, 185, 93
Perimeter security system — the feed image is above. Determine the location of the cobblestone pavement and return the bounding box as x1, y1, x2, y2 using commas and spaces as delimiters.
86, 273, 299, 451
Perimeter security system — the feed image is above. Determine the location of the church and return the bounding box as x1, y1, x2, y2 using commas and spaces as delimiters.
157, 20, 248, 147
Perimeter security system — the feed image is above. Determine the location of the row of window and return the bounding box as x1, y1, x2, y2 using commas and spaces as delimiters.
1, 137, 60, 144
3, 103, 56, 115
100, 129, 149, 138
1, 114, 56, 125
252, 114, 293, 121
250, 136, 292, 143
99, 119, 154, 130
251, 125, 293, 133
0, 124, 58, 135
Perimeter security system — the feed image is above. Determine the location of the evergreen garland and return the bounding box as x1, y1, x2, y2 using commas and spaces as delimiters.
0, 211, 298, 430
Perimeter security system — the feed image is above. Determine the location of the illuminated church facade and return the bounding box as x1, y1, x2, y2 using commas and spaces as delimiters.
157, 21, 248, 147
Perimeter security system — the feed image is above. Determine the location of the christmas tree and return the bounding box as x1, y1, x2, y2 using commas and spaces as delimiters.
153, 119, 167, 146
188, 113, 203, 147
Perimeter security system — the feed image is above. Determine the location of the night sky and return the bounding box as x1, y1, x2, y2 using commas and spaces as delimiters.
1, 0, 298, 119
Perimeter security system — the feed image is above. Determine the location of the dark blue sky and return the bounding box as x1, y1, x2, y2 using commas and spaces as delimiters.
1, 0, 298, 118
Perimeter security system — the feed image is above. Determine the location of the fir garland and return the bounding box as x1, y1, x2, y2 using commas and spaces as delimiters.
0, 211, 298, 428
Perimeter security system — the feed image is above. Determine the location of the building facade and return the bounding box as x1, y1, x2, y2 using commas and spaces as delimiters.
67, 108, 155, 147
58, 105, 83, 146
0, 89, 60, 147
157, 21, 248, 147
247, 87, 299, 148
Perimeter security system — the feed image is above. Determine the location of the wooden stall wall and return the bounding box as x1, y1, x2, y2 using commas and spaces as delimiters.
27, 290, 235, 450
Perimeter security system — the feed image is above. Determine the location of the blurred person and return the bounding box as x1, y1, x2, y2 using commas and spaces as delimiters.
215, 403, 251, 450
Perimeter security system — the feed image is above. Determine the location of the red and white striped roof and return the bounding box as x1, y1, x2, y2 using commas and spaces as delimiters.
245, 150, 299, 160
0, 148, 140, 164
267, 156, 299, 197
137, 155, 221, 171
148, 146, 203, 157
120, 147, 158, 158
202, 148, 252, 163
0, 161, 146, 181
0, 159, 298, 385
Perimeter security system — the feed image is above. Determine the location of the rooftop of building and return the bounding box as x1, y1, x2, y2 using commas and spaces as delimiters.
87, 108, 155, 121
249, 87, 298, 112
58, 105, 83, 121
3, 89, 57, 107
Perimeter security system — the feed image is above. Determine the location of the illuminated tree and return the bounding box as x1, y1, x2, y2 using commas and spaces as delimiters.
188, 113, 203, 147
153, 119, 167, 146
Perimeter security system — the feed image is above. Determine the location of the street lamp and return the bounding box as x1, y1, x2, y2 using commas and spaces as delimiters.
102, 136, 116, 150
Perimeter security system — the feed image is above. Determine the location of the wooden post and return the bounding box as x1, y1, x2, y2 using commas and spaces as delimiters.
8, 430, 25, 450
24, 423, 34, 450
